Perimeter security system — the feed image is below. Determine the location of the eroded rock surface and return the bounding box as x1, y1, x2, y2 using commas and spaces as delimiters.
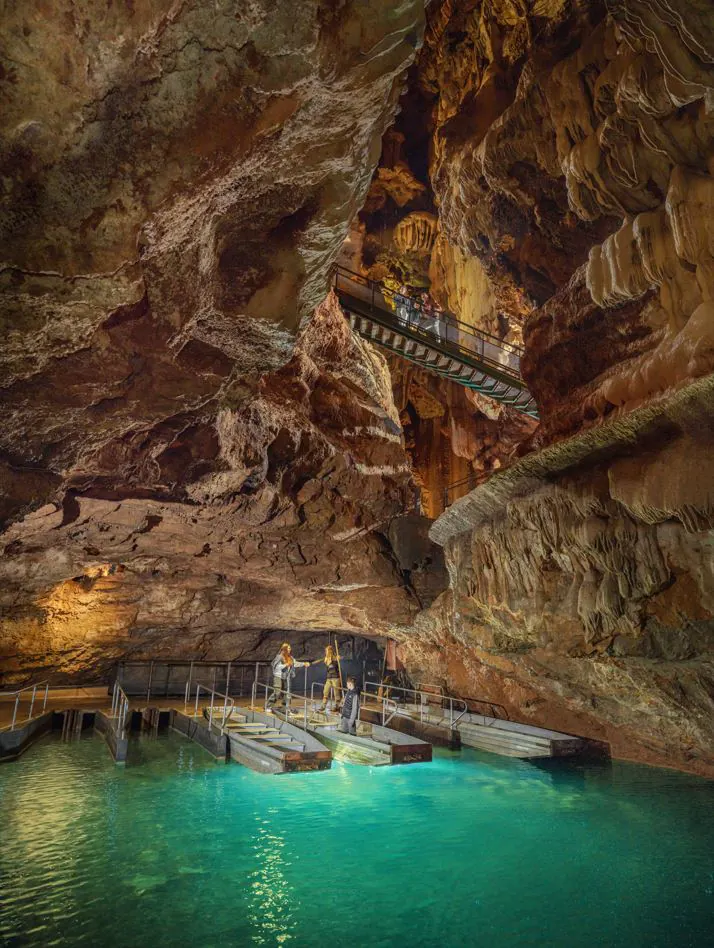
391, 0, 714, 775
0, 1, 431, 680
1, 294, 448, 681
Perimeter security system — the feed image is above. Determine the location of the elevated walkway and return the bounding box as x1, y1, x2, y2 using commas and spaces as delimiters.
333, 266, 538, 419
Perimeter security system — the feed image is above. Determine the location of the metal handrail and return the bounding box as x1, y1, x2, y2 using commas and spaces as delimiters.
310, 680, 344, 719
252, 679, 277, 713
363, 681, 468, 730
340, 289, 525, 384
252, 681, 308, 748
272, 680, 399, 732
0, 681, 50, 731
187, 683, 235, 730
306, 680, 399, 729
116, 660, 269, 701
407, 681, 509, 722
110, 681, 130, 740
334, 265, 524, 356
333, 267, 528, 388
443, 473, 480, 509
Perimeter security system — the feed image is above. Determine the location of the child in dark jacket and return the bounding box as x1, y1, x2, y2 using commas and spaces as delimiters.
339, 677, 360, 735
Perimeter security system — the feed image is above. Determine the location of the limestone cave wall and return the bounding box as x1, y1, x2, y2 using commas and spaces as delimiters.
389, 0, 714, 775
0, 0, 440, 683
411, 382, 714, 776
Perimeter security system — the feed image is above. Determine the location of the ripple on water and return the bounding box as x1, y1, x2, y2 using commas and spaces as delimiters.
1, 733, 714, 947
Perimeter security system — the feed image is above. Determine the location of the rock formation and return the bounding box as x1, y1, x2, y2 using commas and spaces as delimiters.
2, 0, 714, 777
388, 0, 714, 776
0, 1, 435, 681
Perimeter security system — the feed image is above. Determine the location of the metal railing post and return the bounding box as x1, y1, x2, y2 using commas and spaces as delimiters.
146, 661, 154, 703
194, 684, 200, 718
225, 662, 231, 697
11, 695, 19, 730
28, 685, 37, 721
43, 683, 49, 713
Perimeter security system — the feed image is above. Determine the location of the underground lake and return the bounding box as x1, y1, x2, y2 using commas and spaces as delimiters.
1, 733, 713, 947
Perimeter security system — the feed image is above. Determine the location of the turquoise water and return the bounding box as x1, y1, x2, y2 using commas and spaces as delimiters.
1, 734, 714, 947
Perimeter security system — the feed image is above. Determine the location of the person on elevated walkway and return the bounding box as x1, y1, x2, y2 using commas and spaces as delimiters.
315, 645, 341, 712
418, 292, 442, 342
339, 677, 360, 735
395, 285, 410, 327
268, 643, 309, 710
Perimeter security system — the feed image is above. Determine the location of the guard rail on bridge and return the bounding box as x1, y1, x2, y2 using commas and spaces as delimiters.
333, 266, 538, 419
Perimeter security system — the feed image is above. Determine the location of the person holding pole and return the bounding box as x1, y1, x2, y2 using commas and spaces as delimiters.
315, 645, 341, 713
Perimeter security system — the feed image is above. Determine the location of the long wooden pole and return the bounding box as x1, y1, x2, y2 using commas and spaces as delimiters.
334, 636, 344, 690
377, 640, 388, 700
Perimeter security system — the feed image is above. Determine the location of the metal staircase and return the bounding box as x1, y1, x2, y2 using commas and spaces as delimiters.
333, 266, 538, 419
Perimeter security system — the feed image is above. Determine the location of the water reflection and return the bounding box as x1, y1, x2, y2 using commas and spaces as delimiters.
247, 813, 298, 945
2, 736, 714, 947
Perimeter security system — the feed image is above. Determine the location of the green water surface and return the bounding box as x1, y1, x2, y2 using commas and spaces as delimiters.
1, 732, 713, 947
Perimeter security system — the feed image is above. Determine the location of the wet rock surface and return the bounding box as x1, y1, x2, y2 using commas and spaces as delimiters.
390, 0, 714, 775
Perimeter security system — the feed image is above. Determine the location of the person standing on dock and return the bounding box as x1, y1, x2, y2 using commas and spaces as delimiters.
339, 677, 360, 735
315, 645, 341, 713
269, 643, 309, 710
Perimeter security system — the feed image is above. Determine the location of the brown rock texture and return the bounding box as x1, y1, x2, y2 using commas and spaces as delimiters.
390, 358, 535, 517
0, 1, 434, 681
421, 376, 714, 776
1, 294, 449, 682
384, 0, 714, 775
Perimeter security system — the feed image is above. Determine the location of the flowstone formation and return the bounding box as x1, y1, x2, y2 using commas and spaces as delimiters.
0, 0, 438, 681
386, 0, 714, 775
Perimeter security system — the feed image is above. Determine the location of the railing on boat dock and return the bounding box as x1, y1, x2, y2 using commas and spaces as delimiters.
363, 682, 469, 730
248, 678, 401, 734
114, 660, 273, 701
412, 681, 510, 722
110, 681, 130, 740
187, 683, 235, 729
0, 681, 50, 731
